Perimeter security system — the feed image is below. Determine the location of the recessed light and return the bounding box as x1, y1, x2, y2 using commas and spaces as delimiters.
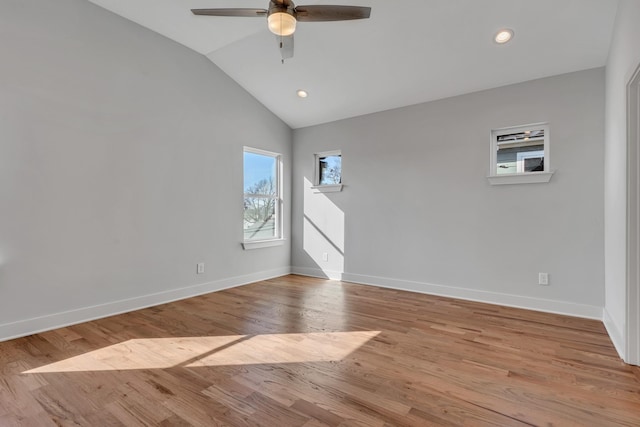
297, 89, 308, 98
494, 29, 514, 44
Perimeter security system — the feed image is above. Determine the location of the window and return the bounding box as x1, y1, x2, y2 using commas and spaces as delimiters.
313, 150, 343, 192
317, 152, 342, 185
243, 147, 282, 244
488, 123, 553, 185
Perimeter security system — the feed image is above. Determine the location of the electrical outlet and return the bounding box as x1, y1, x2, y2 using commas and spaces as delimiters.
197, 263, 205, 274
538, 272, 549, 286
322, 252, 328, 262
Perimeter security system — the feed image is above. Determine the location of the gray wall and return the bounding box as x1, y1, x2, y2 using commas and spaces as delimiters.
0, 0, 291, 339
292, 68, 605, 317
0, 0, 611, 341
604, 0, 640, 358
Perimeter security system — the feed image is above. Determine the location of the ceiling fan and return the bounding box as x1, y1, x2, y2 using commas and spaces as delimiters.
191, 1, 372, 61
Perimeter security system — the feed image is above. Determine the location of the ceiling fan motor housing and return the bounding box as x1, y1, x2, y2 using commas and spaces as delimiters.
268, 1, 296, 16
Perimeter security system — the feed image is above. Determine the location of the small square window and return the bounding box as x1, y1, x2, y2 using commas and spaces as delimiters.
488, 123, 553, 185
311, 150, 342, 193
314, 151, 342, 188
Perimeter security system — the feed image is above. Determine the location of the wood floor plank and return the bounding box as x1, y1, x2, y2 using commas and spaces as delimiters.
1, 275, 639, 426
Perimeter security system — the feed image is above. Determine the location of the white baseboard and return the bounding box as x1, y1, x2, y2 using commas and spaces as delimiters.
292, 268, 603, 320
342, 272, 603, 319
603, 308, 626, 360
291, 266, 343, 281
0, 267, 291, 343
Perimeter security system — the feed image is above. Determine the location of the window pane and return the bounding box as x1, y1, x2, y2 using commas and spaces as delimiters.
497, 144, 544, 174
244, 152, 276, 195
244, 197, 276, 240
489, 124, 550, 184
243, 148, 281, 242
523, 155, 544, 172
319, 155, 342, 185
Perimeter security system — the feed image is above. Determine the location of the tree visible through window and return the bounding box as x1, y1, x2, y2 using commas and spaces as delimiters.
316, 151, 342, 186
243, 148, 281, 241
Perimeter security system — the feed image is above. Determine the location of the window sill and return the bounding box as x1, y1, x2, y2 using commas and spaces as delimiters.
311, 184, 343, 193
487, 171, 554, 185
242, 239, 286, 250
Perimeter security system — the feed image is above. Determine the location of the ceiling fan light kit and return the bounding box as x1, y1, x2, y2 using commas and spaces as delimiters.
267, 3, 297, 36
268, 12, 297, 36
192, 0, 371, 60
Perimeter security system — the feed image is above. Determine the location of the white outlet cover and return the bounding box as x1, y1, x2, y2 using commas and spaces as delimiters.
538, 273, 549, 285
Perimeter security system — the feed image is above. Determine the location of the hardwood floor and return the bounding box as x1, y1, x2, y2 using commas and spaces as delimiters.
1, 275, 639, 426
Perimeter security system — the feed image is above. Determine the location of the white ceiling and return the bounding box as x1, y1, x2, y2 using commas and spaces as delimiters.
88, 0, 618, 128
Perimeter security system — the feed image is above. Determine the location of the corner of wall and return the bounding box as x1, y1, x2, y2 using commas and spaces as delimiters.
603, 307, 626, 360
291, 266, 343, 281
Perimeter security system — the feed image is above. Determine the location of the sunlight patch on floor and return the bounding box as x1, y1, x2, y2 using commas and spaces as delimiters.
23, 331, 380, 373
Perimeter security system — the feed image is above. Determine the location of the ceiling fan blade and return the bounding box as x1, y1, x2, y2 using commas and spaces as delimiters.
191, 8, 268, 17
295, 5, 371, 22
277, 35, 294, 60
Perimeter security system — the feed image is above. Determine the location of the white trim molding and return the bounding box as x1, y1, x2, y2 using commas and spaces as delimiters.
311, 184, 343, 193
604, 308, 626, 359
242, 239, 286, 250
290, 269, 603, 320
291, 266, 343, 281
0, 267, 291, 343
488, 171, 554, 185
626, 62, 640, 365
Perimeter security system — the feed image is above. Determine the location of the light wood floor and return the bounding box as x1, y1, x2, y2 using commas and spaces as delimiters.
1, 275, 639, 426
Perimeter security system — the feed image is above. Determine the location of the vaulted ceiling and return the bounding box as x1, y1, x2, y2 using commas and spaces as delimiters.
87, 0, 618, 128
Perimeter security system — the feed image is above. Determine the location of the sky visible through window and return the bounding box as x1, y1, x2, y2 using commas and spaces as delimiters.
319, 155, 341, 185
244, 150, 278, 240
244, 152, 276, 192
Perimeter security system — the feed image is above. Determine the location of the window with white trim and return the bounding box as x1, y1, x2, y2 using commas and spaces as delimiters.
312, 150, 343, 192
488, 123, 553, 185
243, 147, 282, 242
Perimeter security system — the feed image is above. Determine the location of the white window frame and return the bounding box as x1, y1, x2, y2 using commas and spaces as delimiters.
488, 123, 554, 185
312, 150, 343, 193
242, 147, 284, 250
